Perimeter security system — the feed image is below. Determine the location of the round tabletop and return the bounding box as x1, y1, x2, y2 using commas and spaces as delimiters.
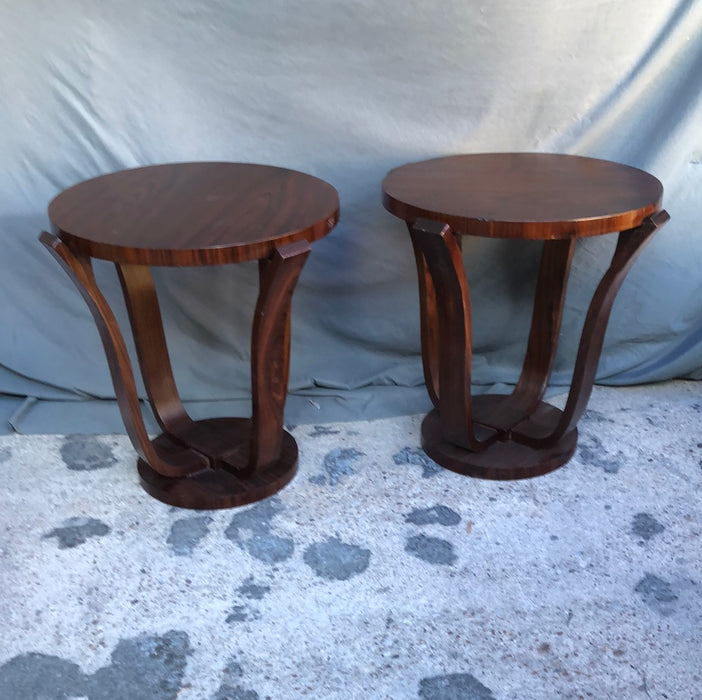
382, 153, 663, 239
49, 162, 340, 265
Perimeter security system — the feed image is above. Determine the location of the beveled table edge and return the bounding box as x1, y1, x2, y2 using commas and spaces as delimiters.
382, 152, 664, 240
49, 161, 340, 266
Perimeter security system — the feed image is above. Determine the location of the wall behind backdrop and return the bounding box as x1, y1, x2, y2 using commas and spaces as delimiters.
1, 0, 700, 433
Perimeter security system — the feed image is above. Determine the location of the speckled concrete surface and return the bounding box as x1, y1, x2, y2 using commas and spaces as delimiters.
1, 381, 701, 699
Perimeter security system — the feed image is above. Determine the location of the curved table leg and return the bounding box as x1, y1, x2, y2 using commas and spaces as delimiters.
513, 210, 670, 447
511, 239, 577, 411
248, 239, 310, 471
42, 232, 309, 508
117, 243, 309, 509
472, 238, 577, 434
39, 233, 208, 479
451, 236, 582, 478
408, 219, 497, 453
407, 211, 669, 480
116, 263, 204, 442
409, 223, 440, 407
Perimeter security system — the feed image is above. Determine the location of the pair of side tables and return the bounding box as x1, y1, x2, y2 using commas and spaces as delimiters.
42, 154, 669, 509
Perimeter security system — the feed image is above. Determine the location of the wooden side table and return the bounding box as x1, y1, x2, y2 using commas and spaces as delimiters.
383, 153, 669, 480
43, 162, 339, 508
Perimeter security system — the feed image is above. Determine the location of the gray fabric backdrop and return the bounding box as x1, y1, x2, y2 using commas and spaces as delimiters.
1, 0, 701, 433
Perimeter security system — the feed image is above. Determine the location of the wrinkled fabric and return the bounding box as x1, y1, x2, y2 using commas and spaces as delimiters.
1, 0, 700, 431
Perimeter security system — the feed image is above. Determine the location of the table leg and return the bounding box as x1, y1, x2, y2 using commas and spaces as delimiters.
409, 223, 440, 407
39, 233, 208, 479
409, 219, 497, 451
249, 240, 310, 470
42, 233, 310, 509
116, 263, 205, 443
407, 211, 669, 480
127, 241, 310, 508
512, 211, 670, 447
490, 238, 577, 427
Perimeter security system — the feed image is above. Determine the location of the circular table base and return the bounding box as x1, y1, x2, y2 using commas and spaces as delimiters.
421, 403, 578, 481
138, 418, 298, 509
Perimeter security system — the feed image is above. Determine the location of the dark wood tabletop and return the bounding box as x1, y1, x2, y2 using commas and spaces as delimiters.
49, 162, 340, 266
382, 152, 663, 239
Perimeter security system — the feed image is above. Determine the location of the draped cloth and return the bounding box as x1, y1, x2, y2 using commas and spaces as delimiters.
1, 0, 700, 432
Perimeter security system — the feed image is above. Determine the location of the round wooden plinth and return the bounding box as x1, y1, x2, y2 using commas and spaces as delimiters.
421, 404, 578, 480
137, 418, 298, 509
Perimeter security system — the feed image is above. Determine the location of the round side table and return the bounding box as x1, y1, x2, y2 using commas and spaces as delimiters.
383, 153, 669, 480
43, 162, 339, 508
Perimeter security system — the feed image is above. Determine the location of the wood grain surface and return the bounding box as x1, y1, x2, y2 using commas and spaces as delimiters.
49, 162, 339, 265
383, 153, 663, 239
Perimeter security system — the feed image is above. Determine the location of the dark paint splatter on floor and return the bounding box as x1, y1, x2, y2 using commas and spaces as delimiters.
631, 513, 665, 541
225, 498, 284, 539
0, 630, 191, 700
405, 505, 461, 527
246, 534, 295, 564
635, 573, 678, 615
219, 659, 244, 681
226, 605, 261, 624
212, 686, 260, 700
212, 685, 259, 700
212, 657, 260, 699
393, 447, 442, 478
311, 447, 364, 486
419, 673, 496, 699
43, 517, 110, 549
308, 425, 341, 437
167, 515, 213, 556
237, 576, 271, 600
405, 534, 457, 566
224, 498, 294, 564
61, 435, 117, 471
303, 537, 370, 581
0, 653, 84, 700
577, 434, 621, 473
87, 631, 191, 699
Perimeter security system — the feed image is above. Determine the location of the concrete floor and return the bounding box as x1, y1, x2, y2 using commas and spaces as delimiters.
1, 381, 700, 699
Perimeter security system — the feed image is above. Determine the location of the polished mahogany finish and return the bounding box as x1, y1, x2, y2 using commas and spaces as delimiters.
49, 162, 339, 265
383, 152, 663, 239
43, 162, 339, 508
383, 153, 669, 480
